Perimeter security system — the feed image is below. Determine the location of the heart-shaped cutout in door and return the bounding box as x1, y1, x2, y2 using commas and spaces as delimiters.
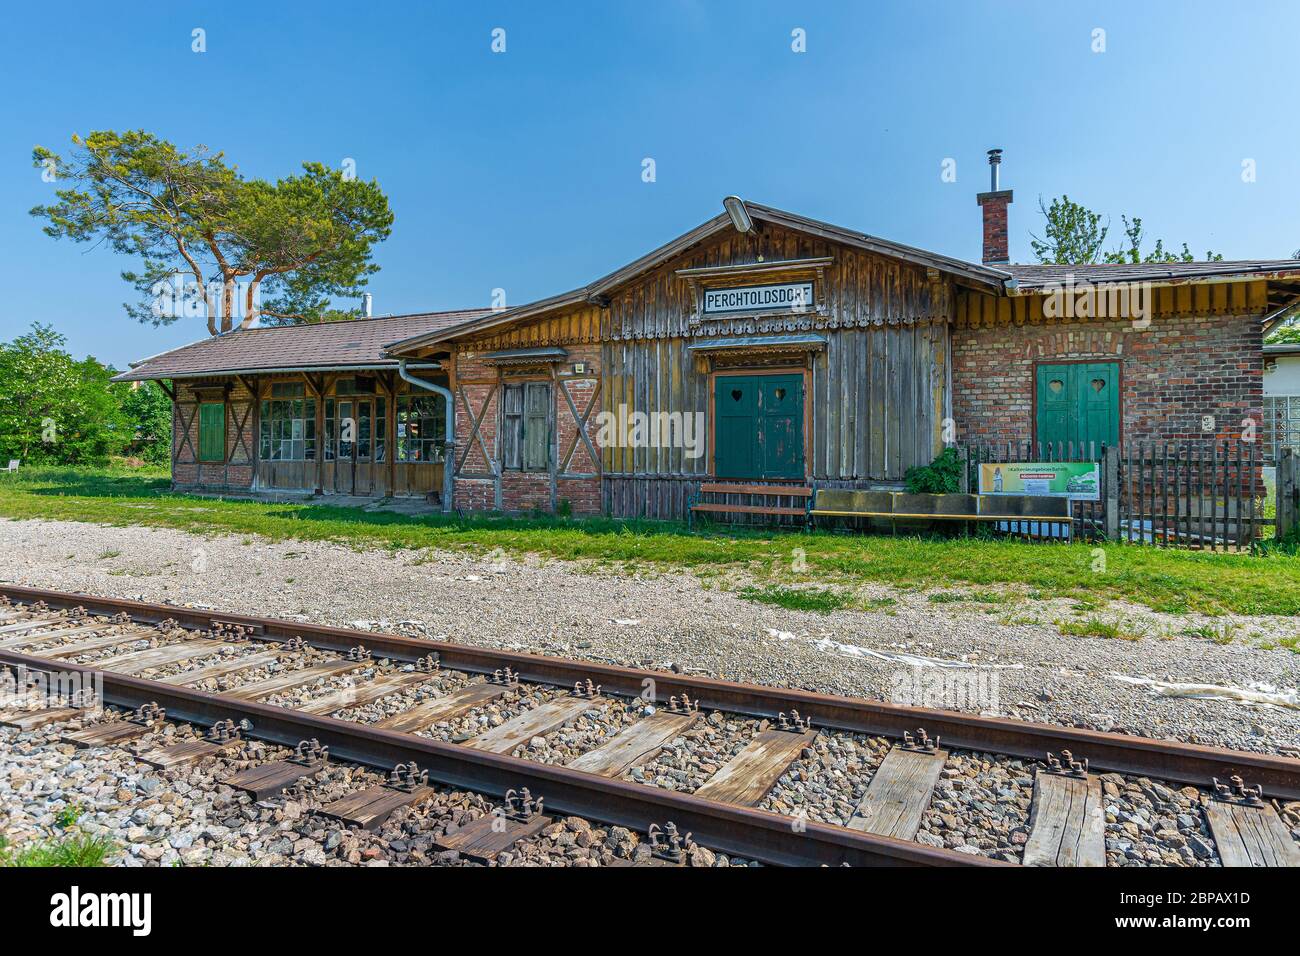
774, 387, 786, 401
731, 389, 743, 402
1091, 378, 1106, 392
1048, 379, 1064, 394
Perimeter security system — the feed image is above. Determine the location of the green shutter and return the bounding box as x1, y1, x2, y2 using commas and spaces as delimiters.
198, 402, 225, 462
1036, 363, 1119, 451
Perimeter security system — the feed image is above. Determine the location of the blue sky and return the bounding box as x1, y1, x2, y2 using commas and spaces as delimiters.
2, 0, 1297, 368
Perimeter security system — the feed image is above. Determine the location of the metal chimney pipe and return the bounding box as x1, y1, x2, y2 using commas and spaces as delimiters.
361, 293, 373, 317
987, 149, 1003, 191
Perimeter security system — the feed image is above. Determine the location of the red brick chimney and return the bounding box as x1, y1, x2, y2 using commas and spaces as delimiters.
976, 148, 1013, 265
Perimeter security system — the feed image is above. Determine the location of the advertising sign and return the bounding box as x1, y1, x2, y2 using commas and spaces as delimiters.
977, 461, 1100, 500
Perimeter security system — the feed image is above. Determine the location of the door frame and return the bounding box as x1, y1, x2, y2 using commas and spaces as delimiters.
708, 366, 812, 481
1031, 358, 1123, 451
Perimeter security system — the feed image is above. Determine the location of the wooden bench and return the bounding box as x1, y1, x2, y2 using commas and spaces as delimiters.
687, 482, 812, 530
809, 489, 1072, 533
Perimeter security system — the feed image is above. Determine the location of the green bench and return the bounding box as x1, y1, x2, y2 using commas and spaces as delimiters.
809, 489, 1072, 528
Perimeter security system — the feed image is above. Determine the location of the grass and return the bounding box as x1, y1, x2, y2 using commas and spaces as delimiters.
1057, 616, 1143, 641
738, 584, 854, 613
1183, 621, 1240, 645
3, 464, 1300, 616
0, 833, 115, 867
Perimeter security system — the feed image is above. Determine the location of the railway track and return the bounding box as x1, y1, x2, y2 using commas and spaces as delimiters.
1, 583, 1297, 868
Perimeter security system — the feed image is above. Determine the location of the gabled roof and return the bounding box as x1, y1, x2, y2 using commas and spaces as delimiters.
1004, 260, 1300, 291
382, 200, 1017, 355
111, 309, 490, 382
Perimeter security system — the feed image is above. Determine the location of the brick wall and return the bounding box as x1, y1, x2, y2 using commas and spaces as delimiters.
951, 312, 1263, 447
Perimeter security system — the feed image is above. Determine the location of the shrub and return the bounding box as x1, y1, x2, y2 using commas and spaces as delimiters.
904, 447, 963, 494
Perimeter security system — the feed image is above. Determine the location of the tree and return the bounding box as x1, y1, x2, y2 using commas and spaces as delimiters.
1029, 195, 1108, 264
115, 380, 172, 464
0, 324, 129, 465
31, 131, 393, 335
1031, 195, 1221, 264
1104, 215, 1222, 264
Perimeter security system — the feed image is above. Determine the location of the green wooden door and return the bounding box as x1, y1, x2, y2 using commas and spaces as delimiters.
713, 374, 804, 479
1035, 363, 1119, 451
758, 375, 804, 478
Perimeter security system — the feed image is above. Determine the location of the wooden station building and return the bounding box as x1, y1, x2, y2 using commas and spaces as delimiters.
115, 153, 1300, 518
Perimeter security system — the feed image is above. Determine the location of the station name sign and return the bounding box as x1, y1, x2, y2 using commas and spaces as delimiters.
702, 281, 815, 315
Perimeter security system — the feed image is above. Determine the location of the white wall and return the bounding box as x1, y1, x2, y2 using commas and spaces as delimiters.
1264, 355, 1300, 395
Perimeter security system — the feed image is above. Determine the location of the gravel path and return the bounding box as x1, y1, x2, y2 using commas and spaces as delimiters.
2, 517, 1296, 755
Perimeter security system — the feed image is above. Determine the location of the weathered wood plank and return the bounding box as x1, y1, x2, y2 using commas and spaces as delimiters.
316, 785, 435, 830
1023, 773, 1106, 867
0, 625, 110, 650
0, 706, 84, 730
0, 616, 63, 636
62, 719, 159, 749
566, 712, 697, 777
222, 758, 327, 800
1204, 800, 1300, 867
94, 640, 226, 674
463, 696, 600, 754
693, 729, 816, 807
296, 672, 434, 716
846, 747, 947, 839
157, 649, 285, 685
225, 660, 363, 701
433, 812, 552, 862
136, 735, 244, 770
35, 632, 153, 658
372, 681, 514, 733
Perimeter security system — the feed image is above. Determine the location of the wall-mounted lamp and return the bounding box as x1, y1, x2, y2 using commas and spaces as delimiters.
723, 195, 753, 234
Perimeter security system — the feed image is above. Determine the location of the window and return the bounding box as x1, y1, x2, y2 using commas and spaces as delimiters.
197, 402, 225, 462
501, 382, 550, 471
260, 395, 317, 461
396, 394, 446, 463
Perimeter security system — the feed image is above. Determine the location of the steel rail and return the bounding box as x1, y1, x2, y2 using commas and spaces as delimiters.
4, 583, 1300, 800
0, 647, 997, 868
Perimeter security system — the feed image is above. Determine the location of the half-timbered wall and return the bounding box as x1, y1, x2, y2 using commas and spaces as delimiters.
172, 380, 256, 491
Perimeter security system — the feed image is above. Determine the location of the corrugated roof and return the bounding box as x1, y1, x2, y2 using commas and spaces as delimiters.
1004, 261, 1300, 290
111, 310, 490, 381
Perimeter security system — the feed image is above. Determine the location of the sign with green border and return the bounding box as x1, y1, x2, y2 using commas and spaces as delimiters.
978, 461, 1099, 500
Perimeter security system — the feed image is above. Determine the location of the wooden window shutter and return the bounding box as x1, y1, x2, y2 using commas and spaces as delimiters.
522, 382, 550, 471
198, 402, 225, 462
501, 384, 523, 470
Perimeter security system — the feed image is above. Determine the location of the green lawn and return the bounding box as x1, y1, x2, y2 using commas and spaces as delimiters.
2, 465, 1299, 617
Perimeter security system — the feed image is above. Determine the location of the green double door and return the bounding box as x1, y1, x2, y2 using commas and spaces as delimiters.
1036, 362, 1119, 451
713, 374, 805, 479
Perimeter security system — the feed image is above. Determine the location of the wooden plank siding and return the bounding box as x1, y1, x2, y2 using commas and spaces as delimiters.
451, 224, 952, 519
